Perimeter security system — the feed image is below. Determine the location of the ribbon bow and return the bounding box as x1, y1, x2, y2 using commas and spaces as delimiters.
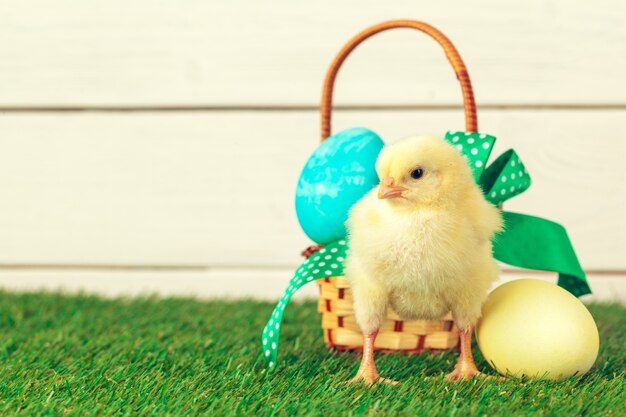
261, 131, 590, 366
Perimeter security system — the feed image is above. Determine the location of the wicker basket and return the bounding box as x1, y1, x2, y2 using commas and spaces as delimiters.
314, 20, 481, 354
316, 277, 458, 353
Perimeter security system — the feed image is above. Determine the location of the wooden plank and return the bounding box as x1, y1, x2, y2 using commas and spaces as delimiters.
0, 268, 621, 303
0, 110, 624, 269
0, 0, 624, 106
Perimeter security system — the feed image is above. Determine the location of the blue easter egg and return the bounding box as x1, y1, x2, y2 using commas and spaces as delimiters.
295, 127, 384, 244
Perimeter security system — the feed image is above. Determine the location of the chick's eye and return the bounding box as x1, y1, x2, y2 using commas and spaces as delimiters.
410, 168, 424, 180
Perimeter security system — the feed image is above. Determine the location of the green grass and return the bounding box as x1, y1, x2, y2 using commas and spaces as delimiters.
0, 292, 623, 416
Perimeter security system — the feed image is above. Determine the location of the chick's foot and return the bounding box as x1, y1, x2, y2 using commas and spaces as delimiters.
444, 364, 488, 381
444, 326, 490, 382
347, 330, 399, 386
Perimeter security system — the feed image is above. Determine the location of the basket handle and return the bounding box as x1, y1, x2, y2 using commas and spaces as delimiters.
320, 20, 477, 142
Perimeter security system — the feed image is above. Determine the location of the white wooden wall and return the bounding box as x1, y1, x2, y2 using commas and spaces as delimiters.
0, 0, 624, 300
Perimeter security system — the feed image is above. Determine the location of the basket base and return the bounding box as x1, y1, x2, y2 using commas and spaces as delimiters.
317, 277, 460, 354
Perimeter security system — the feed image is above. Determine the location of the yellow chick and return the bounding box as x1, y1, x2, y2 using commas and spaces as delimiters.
345, 135, 503, 384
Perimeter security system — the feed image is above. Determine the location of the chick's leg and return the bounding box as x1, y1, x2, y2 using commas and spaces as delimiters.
444, 327, 485, 381
348, 277, 396, 384
349, 330, 398, 385
350, 330, 381, 383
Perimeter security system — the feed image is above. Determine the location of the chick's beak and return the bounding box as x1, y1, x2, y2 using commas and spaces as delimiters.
378, 176, 407, 199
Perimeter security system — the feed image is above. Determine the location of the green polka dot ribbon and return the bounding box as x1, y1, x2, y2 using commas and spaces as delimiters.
445, 131, 497, 183
261, 240, 347, 367
262, 131, 590, 366
445, 131, 589, 297
444, 131, 531, 204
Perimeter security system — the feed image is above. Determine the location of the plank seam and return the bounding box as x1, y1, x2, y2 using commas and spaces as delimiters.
0, 104, 625, 113
0, 265, 624, 275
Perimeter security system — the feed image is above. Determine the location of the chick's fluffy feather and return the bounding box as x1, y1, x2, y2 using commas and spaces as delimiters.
345, 135, 502, 333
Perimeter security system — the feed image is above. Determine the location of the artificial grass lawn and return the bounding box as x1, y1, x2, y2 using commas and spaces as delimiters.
0, 292, 623, 417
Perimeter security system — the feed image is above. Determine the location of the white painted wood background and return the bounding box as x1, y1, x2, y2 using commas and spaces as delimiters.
0, 0, 624, 301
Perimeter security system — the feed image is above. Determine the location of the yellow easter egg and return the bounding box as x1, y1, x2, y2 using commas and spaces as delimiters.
476, 279, 599, 380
